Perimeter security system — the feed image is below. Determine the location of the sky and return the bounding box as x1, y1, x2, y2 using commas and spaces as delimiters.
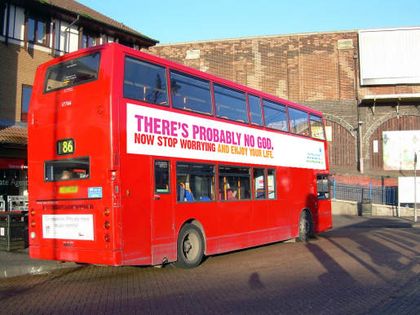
78, 0, 420, 44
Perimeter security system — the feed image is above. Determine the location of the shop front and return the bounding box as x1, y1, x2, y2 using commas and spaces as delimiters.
0, 158, 28, 211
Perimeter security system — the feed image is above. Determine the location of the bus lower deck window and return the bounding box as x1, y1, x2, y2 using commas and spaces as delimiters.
253, 168, 266, 199
44, 157, 90, 182
219, 166, 251, 201
176, 162, 215, 202
267, 169, 276, 199
154, 160, 170, 193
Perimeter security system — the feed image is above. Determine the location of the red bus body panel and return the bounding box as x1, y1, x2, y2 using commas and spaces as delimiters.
28, 43, 331, 266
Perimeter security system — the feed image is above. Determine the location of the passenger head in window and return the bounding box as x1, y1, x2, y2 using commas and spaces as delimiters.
60, 170, 73, 180
177, 182, 194, 201
227, 183, 238, 200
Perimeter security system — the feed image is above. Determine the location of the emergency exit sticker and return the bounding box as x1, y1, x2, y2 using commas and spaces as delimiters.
88, 187, 102, 198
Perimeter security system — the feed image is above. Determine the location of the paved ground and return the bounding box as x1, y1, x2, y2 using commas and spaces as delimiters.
0, 215, 419, 314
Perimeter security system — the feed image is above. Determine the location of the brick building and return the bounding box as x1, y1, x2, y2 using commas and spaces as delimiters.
148, 29, 420, 180
0, 0, 157, 210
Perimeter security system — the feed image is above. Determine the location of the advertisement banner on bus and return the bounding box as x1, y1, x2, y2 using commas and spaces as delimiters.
127, 104, 326, 170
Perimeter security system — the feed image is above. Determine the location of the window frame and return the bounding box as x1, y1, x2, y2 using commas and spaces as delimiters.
218, 165, 251, 201
0, 3, 6, 37
123, 56, 169, 106
154, 160, 170, 194
248, 94, 263, 126
80, 30, 98, 49
26, 15, 49, 46
214, 84, 248, 123
170, 70, 213, 115
263, 99, 289, 132
316, 174, 330, 200
44, 157, 90, 182
176, 162, 215, 202
288, 107, 310, 136
310, 115, 326, 140
267, 169, 276, 200
253, 168, 267, 199
44, 52, 101, 93
20, 84, 32, 122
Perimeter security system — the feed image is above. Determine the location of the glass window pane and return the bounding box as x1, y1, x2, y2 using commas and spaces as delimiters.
124, 57, 168, 105
45, 52, 100, 92
214, 84, 248, 122
176, 162, 215, 202
289, 108, 309, 136
317, 174, 330, 199
82, 34, 88, 48
219, 166, 250, 201
21, 85, 32, 122
249, 95, 263, 125
27, 18, 35, 42
88, 36, 96, 47
310, 115, 325, 140
267, 169, 275, 199
253, 168, 266, 199
36, 20, 46, 44
263, 100, 288, 131
45, 157, 90, 182
170, 71, 212, 114
154, 160, 169, 193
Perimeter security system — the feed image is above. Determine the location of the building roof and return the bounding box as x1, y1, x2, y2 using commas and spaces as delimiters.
0, 125, 27, 145
27, 0, 158, 47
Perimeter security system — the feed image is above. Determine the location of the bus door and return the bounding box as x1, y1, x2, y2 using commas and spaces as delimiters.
151, 160, 174, 241
315, 174, 332, 231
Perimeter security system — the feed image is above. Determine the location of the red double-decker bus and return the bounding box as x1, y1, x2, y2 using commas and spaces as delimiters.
28, 43, 331, 268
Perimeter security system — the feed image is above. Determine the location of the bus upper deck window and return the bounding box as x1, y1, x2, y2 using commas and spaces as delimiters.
310, 115, 326, 140
44, 53, 100, 92
124, 57, 168, 106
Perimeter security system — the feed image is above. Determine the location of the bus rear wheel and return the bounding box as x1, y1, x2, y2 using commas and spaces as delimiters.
298, 210, 313, 242
175, 223, 204, 268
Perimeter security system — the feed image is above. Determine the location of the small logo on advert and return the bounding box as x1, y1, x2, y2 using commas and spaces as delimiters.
88, 187, 102, 199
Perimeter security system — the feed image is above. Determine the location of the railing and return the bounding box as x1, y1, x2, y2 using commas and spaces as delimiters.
332, 181, 398, 206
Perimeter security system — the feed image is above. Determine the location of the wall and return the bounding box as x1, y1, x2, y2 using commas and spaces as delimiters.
0, 41, 51, 122
332, 199, 416, 218
149, 30, 420, 177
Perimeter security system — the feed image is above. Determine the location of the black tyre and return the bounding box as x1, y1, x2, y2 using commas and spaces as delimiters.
298, 210, 313, 242
175, 223, 205, 268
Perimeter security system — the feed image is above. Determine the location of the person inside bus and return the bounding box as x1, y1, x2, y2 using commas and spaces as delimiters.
178, 182, 194, 202
227, 187, 238, 200
222, 182, 238, 200
60, 170, 73, 180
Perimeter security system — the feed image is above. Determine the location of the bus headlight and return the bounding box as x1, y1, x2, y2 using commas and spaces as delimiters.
30, 232, 36, 239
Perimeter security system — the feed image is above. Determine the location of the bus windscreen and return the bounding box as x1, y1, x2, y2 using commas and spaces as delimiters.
44, 52, 100, 92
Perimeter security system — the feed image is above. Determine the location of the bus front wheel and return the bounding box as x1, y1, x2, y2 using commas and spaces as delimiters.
298, 210, 313, 242
175, 223, 204, 268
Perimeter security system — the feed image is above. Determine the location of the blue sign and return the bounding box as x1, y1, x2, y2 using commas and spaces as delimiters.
88, 187, 102, 198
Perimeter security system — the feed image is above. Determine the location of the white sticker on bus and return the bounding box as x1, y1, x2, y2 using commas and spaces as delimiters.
126, 103, 326, 170
42, 214, 94, 241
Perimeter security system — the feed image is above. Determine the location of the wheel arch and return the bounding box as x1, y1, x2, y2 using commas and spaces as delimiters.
179, 218, 207, 254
